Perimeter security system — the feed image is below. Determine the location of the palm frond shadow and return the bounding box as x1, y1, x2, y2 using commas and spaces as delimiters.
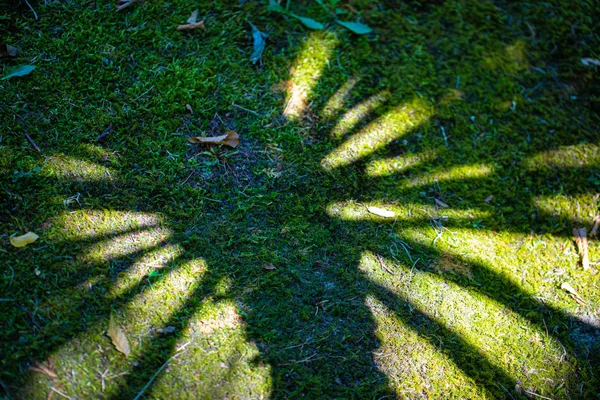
4, 1, 600, 398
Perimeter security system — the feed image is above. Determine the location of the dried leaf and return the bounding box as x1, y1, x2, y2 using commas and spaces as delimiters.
435, 198, 449, 208
561, 282, 586, 305
0, 44, 18, 58
177, 21, 205, 31
116, 0, 136, 12
2, 65, 36, 80
107, 315, 131, 357
187, 9, 198, 24
263, 264, 277, 270
484, 195, 493, 203
10, 232, 39, 248
367, 206, 395, 218
573, 227, 589, 270
250, 23, 268, 64
185, 104, 193, 114
581, 58, 600, 67
187, 131, 239, 148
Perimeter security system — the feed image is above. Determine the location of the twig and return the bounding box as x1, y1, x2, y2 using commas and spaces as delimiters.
132, 343, 189, 400
180, 171, 195, 186
590, 215, 600, 236
524, 390, 553, 400
376, 254, 395, 275
97, 124, 113, 141
24, 0, 38, 20
133, 86, 154, 101
231, 102, 258, 115
25, 133, 41, 152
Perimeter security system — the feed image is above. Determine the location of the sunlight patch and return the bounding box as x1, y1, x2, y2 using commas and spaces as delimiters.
407, 163, 492, 188
365, 151, 436, 177
361, 250, 577, 397
44, 154, 117, 182
321, 76, 359, 119
283, 33, 337, 119
321, 98, 432, 170
50, 210, 163, 242
524, 143, 599, 171
330, 91, 389, 139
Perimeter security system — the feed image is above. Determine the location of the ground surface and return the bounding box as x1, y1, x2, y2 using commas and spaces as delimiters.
1, 0, 599, 399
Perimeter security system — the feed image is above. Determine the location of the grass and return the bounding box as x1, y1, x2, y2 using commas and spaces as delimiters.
1, 0, 599, 398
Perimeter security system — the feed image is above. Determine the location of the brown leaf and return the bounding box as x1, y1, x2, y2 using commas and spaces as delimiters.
176, 21, 205, 31
116, 0, 136, 12
185, 104, 193, 114
573, 227, 589, 270
107, 315, 131, 357
263, 264, 277, 270
561, 282, 586, 305
0, 44, 18, 58
188, 131, 239, 148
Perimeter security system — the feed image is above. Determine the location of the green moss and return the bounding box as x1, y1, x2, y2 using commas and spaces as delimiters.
1, 0, 599, 398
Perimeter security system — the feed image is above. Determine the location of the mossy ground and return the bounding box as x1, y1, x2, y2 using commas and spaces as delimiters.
1, 0, 599, 398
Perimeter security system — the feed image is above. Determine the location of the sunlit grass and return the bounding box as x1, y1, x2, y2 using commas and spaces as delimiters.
321, 98, 432, 170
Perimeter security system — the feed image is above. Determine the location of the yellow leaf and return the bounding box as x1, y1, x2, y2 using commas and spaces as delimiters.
187, 131, 239, 148
10, 232, 39, 248
107, 315, 131, 357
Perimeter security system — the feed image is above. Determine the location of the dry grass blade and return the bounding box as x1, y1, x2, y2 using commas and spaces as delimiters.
30, 361, 58, 379
107, 315, 131, 357
377, 254, 395, 275
573, 227, 589, 270
435, 198, 449, 208
590, 215, 599, 236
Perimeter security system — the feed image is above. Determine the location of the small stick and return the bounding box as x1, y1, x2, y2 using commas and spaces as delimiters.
376, 254, 395, 275
49, 387, 71, 399
25, 133, 41, 152
176, 21, 205, 31
97, 124, 113, 141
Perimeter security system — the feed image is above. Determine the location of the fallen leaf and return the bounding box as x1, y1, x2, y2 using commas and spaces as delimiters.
263, 264, 277, 270
177, 21, 205, 31
573, 227, 589, 270
367, 206, 395, 218
115, 0, 136, 12
107, 315, 131, 357
250, 23, 268, 64
185, 104, 193, 114
435, 198, 449, 208
581, 58, 600, 67
590, 215, 599, 237
186, 9, 198, 24
10, 232, 39, 248
0, 44, 18, 58
561, 282, 586, 305
188, 131, 239, 148
2, 65, 36, 80
484, 195, 493, 203
335, 20, 373, 35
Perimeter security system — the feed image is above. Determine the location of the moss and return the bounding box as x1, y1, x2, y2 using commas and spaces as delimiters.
1, 0, 599, 398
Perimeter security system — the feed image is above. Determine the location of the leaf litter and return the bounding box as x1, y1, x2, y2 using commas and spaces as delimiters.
188, 130, 239, 148
10, 232, 39, 248
107, 315, 131, 357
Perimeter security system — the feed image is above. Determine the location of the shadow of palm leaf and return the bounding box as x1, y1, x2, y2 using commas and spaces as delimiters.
3, 0, 599, 399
